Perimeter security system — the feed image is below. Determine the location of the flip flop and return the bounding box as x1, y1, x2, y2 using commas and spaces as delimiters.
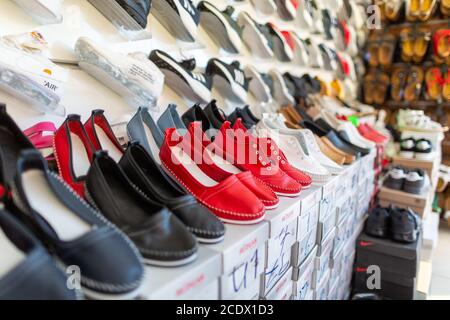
401, 30, 415, 62
374, 72, 390, 105
379, 33, 397, 67
419, 0, 438, 21
425, 67, 444, 100
404, 66, 424, 101
406, 0, 421, 21
385, 0, 404, 21
367, 33, 381, 67
391, 67, 408, 101
433, 29, 450, 59
413, 31, 431, 63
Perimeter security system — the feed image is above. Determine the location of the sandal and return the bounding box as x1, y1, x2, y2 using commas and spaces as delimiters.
413, 31, 431, 63
374, 72, 390, 105
367, 33, 381, 67
23, 122, 56, 160
443, 68, 450, 101
419, 0, 438, 21
401, 30, 415, 62
425, 67, 444, 100
404, 66, 424, 101
385, 0, 405, 21
379, 33, 397, 67
406, 0, 421, 21
391, 67, 408, 101
433, 29, 450, 59
364, 71, 377, 104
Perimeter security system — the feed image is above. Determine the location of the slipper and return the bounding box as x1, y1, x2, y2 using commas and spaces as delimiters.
441, 0, 450, 15
433, 29, 450, 59
404, 66, 424, 101
401, 30, 415, 62
364, 72, 377, 104
374, 72, 390, 105
419, 0, 438, 21
426, 67, 444, 100
406, 0, 421, 21
367, 33, 381, 67
391, 67, 408, 101
413, 31, 431, 63
379, 33, 397, 67
385, 0, 405, 21
443, 69, 450, 101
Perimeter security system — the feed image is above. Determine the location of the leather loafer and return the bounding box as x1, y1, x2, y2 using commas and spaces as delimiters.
86, 151, 198, 267
12, 150, 144, 300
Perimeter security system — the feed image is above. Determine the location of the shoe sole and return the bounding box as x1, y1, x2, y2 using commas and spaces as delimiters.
81, 283, 144, 300
264, 202, 280, 210
275, 190, 302, 198
13, 0, 62, 24
219, 215, 266, 225
143, 252, 198, 267
151, 0, 197, 42
197, 234, 225, 244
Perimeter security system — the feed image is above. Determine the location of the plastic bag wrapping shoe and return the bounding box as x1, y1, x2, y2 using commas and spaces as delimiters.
75, 37, 164, 110
12, 0, 63, 25
0, 39, 67, 116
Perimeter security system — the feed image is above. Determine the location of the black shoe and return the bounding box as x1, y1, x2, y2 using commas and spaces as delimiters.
384, 166, 407, 190
266, 23, 294, 62
89, 0, 152, 29
365, 206, 390, 238
203, 100, 228, 130
157, 104, 187, 132
228, 107, 258, 129
119, 143, 225, 244
0, 209, 78, 300
151, 0, 200, 42
181, 104, 215, 136
390, 207, 420, 243
12, 150, 144, 299
86, 151, 198, 267
403, 169, 428, 195
117, 0, 152, 28
149, 50, 212, 103
206, 59, 250, 103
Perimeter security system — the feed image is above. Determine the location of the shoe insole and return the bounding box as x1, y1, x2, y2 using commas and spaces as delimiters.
170, 146, 218, 187
22, 170, 92, 241
94, 124, 123, 162
143, 124, 162, 164
0, 228, 25, 278
205, 148, 241, 175
70, 133, 91, 178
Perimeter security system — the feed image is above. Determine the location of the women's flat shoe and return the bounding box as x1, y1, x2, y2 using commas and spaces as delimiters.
54, 115, 95, 197
119, 142, 226, 243
86, 151, 198, 267
12, 150, 144, 300
160, 128, 266, 224
0, 209, 77, 300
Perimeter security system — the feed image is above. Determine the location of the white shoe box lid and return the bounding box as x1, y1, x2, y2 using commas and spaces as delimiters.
264, 267, 293, 301
291, 225, 317, 267
191, 279, 220, 300
321, 174, 339, 209
297, 186, 322, 241
264, 196, 301, 239
141, 246, 221, 300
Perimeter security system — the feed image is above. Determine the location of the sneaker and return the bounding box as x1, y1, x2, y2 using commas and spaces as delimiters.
404, 169, 428, 195
75, 37, 164, 108
290, 33, 310, 66
206, 59, 249, 103
151, 0, 200, 42
149, 50, 212, 103
276, 0, 298, 21
88, 0, 151, 29
244, 66, 273, 103
399, 137, 416, 159
12, 0, 62, 24
266, 23, 294, 62
414, 138, 433, 160
250, 0, 277, 15
197, 2, 243, 53
390, 207, 420, 243
268, 70, 296, 106
365, 206, 391, 238
237, 12, 274, 59
296, 0, 314, 30
384, 166, 407, 191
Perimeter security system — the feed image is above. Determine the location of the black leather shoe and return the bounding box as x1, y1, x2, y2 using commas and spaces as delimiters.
119, 142, 225, 244
12, 150, 144, 300
365, 206, 390, 238
86, 151, 198, 267
390, 207, 420, 243
0, 209, 78, 300
203, 100, 228, 130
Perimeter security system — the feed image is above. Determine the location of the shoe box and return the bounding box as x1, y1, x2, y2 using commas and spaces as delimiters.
292, 246, 317, 300
260, 196, 300, 297
340, 240, 357, 288
263, 267, 294, 300
328, 275, 340, 300
421, 212, 440, 261
313, 228, 336, 289
209, 222, 269, 300
141, 247, 222, 300
313, 269, 331, 300
378, 186, 432, 218
317, 176, 339, 243
353, 233, 421, 300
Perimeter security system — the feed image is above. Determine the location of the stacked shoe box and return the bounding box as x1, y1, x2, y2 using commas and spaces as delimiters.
260, 197, 300, 299
313, 228, 336, 300
142, 247, 222, 300
209, 223, 269, 300
353, 233, 421, 300
291, 187, 322, 300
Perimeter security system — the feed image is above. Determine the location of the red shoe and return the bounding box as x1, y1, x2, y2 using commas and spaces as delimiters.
232, 119, 312, 189
215, 121, 302, 197
84, 109, 124, 161
54, 115, 95, 197
187, 122, 279, 209
160, 128, 266, 224
357, 124, 385, 145
362, 123, 388, 142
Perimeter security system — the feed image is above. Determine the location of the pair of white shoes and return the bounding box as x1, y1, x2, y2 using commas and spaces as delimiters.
397, 109, 445, 133
256, 114, 343, 185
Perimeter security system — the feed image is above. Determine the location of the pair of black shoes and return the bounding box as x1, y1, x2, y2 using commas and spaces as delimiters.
365, 205, 421, 243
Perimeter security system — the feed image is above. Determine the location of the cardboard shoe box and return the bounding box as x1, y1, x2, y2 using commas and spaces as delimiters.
291, 225, 317, 267
209, 222, 269, 300
297, 186, 322, 241
264, 267, 293, 300
313, 269, 330, 300
314, 228, 336, 287
328, 276, 340, 300
141, 247, 221, 300
292, 246, 317, 300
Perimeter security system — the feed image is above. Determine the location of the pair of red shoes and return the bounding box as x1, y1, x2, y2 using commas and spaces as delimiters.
160, 120, 312, 224
54, 110, 124, 197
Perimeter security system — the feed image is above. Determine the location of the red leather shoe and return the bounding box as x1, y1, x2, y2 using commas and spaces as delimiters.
214, 121, 302, 197
186, 122, 279, 209
357, 124, 385, 145
84, 109, 124, 161
233, 119, 312, 189
160, 128, 266, 224
54, 115, 95, 196
362, 123, 388, 142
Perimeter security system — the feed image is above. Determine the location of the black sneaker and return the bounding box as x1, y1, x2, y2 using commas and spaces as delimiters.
414, 138, 433, 160
151, 0, 200, 42
399, 137, 416, 159
228, 108, 255, 129
206, 59, 250, 103
89, 0, 152, 29
390, 207, 420, 243
203, 100, 229, 130
365, 206, 390, 238
198, 2, 243, 53
149, 50, 212, 103
384, 166, 407, 190
181, 104, 215, 135
403, 169, 428, 195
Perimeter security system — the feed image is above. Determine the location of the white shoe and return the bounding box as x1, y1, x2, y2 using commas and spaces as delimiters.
291, 33, 310, 66
268, 69, 295, 106
75, 37, 164, 109
244, 65, 272, 103
0, 37, 67, 115
304, 38, 324, 68
296, 0, 314, 30
238, 12, 274, 59
12, 0, 62, 24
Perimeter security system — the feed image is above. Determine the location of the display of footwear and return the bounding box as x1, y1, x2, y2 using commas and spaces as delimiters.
88, 0, 151, 29
384, 166, 407, 191
151, 0, 200, 42
75, 37, 164, 108
86, 151, 198, 266
13, 150, 145, 299
206, 59, 249, 103
0, 209, 77, 300
197, 2, 243, 54
237, 12, 274, 59
160, 127, 266, 224
149, 50, 212, 103
365, 206, 391, 238
12, 0, 62, 24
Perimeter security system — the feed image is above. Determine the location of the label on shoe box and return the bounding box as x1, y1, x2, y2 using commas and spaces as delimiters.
191, 279, 219, 300
321, 175, 339, 206
317, 206, 337, 244
262, 219, 297, 294
265, 267, 293, 300
297, 186, 322, 241
264, 196, 300, 239
315, 228, 336, 286
292, 226, 317, 267
142, 247, 221, 300
292, 246, 316, 299
313, 269, 330, 301
219, 243, 266, 300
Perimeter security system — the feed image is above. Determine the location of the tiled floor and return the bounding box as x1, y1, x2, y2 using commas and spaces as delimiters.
429, 225, 450, 300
